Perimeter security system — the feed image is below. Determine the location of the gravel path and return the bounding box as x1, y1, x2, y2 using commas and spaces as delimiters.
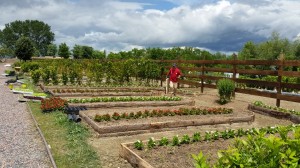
0, 61, 52, 168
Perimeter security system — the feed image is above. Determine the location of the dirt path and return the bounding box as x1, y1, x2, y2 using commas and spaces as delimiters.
0, 60, 52, 168
88, 87, 298, 168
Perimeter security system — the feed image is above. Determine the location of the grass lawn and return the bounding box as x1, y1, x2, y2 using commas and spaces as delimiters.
28, 102, 101, 168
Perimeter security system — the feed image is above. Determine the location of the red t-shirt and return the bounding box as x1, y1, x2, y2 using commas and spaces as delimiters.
168, 67, 181, 82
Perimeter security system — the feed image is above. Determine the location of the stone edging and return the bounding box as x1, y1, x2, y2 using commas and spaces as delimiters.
247, 104, 300, 123
80, 112, 254, 137
119, 143, 153, 168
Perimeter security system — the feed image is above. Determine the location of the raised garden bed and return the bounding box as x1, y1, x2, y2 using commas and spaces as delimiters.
120, 125, 297, 168
248, 101, 300, 123
81, 108, 254, 136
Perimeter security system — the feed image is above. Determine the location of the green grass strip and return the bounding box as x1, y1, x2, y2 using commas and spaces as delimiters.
28, 102, 101, 168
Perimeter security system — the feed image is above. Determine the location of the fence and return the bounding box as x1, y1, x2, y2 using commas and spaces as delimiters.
159, 54, 300, 107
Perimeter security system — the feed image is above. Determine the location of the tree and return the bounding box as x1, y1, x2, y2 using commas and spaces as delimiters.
15, 36, 35, 61
72, 44, 82, 59
81, 46, 93, 59
238, 41, 257, 60
46, 44, 57, 57
58, 43, 70, 59
0, 20, 55, 56
92, 50, 106, 59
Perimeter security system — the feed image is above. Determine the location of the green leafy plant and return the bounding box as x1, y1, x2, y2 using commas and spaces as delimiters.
172, 135, 180, 146
192, 132, 201, 142
147, 137, 156, 149
134, 140, 144, 150
217, 78, 235, 104
181, 134, 190, 144
31, 69, 41, 85
158, 137, 169, 146
192, 151, 210, 168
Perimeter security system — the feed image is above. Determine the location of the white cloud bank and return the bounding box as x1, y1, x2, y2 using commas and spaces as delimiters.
0, 0, 300, 53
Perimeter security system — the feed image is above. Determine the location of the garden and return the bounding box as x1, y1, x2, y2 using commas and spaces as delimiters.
9, 58, 300, 168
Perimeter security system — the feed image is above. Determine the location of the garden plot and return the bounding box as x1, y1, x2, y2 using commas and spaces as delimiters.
80, 105, 254, 136
41, 85, 165, 97
66, 96, 195, 109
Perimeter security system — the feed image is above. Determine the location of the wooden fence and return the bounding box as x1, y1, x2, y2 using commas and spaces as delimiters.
158, 54, 300, 107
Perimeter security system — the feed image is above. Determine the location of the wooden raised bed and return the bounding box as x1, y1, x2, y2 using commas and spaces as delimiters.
81, 112, 254, 137
50, 92, 156, 97
248, 104, 300, 123
120, 143, 153, 168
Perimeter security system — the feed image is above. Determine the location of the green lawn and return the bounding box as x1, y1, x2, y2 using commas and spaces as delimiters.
28, 102, 101, 168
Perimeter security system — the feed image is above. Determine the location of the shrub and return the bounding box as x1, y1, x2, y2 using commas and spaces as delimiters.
61, 70, 69, 85
217, 78, 235, 104
31, 69, 41, 85
41, 67, 51, 85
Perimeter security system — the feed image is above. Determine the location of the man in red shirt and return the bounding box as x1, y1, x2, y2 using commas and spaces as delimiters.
167, 63, 181, 96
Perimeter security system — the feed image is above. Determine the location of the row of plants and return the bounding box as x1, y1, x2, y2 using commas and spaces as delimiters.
237, 75, 300, 92
67, 96, 181, 103
51, 88, 152, 94
133, 124, 298, 150
94, 107, 233, 122
253, 100, 300, 115
40, 97, 68, 112
19, 58, 164, 86
195, 125, 300, 167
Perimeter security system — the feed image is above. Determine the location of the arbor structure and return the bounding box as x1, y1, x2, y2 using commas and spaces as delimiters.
15, 36, 35, 61
0, 20, 54, 56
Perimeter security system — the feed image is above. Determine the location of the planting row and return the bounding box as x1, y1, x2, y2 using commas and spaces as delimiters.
199, 125, 300, 167
67, 96, 181, 103
51, 88, 153, 93
19, 59, 163, 86
253, 101, 300, 115
133, 124, 299, 150
94, 107, 233, 122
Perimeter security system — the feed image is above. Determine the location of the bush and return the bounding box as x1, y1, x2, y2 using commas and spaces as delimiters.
217, 78, 235, 104
31, 69, 41, 85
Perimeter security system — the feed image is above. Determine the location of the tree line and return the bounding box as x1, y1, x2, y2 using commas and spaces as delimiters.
0, 20, 300, 61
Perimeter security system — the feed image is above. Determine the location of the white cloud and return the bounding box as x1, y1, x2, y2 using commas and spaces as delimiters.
0, 0, 300, 53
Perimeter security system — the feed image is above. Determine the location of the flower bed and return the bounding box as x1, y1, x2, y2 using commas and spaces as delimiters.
68, 96, 181, 103
94, 107, 233, 122
41, 97, 67, 112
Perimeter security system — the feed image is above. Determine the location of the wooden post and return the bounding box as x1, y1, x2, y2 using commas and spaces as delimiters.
232, 53, 237, 97
201, 65, 204, 93
276, 52, 284, 107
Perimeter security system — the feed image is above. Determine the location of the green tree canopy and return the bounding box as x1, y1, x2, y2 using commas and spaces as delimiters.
46, 44, 57, 56
92, 50, 106, 59
0, 20, 55, 56
58, 43, 70, 59
15, 36, 35, 61
81, 46, 93, 59
72, 44, 82, 59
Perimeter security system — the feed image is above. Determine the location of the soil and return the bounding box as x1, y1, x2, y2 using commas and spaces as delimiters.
87, 88, 299, 168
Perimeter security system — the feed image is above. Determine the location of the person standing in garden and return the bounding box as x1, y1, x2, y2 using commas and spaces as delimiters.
167, 63, 181, 96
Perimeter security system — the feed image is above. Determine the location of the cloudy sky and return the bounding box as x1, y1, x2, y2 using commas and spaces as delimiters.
1, 0, 300, 53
